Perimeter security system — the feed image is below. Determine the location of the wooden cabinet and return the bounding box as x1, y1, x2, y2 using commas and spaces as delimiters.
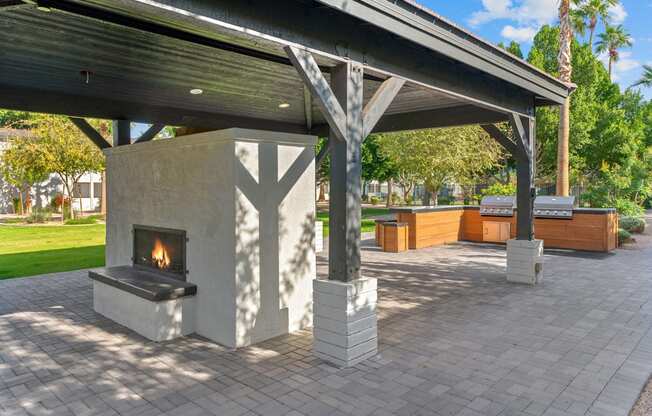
482, 221, 511, 243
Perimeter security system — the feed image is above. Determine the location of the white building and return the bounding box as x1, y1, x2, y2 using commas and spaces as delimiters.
0, 128, 103, 214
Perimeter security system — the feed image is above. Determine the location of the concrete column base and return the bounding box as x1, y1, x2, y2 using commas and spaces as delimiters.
506, 239, 543, 285
313, 278, 378, 367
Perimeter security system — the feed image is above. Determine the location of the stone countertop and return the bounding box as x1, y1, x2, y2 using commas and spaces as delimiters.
389, 205, 477, 214
389, 205, 616, 214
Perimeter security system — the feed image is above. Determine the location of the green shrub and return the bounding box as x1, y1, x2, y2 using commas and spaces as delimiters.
614, 199, 644, 217
12, 198, 21, 214
26, 208, 52, 224
64, 217, 97, 225
620, 216, 646, 234
88, 214, 105, 221
438, 196, 453, 205
390, 192, 402, 205
618, 228, 632, 246
369, 196, 380, 205
405, 195, 413, 205
481, 183, 516, 197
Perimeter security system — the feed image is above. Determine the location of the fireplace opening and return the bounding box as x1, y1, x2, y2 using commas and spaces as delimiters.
133, 225, 187, 280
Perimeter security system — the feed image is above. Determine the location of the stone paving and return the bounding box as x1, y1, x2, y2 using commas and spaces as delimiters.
1, 215, 651, 416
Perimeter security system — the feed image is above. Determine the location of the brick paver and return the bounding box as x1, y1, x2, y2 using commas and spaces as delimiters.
1, 216, 651, 416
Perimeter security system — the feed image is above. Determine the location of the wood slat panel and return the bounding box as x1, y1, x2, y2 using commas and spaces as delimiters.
394, 209, 617, 252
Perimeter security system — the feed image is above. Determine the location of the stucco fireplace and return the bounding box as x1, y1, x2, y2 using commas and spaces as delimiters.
91, 128, 317, 347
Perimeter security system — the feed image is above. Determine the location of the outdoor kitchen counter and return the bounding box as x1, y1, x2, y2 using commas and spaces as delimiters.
388, 206, 618, 252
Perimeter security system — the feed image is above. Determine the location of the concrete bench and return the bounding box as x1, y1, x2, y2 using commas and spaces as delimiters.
89, 266, 197, 341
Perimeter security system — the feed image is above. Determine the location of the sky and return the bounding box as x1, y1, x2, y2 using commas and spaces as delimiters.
416, 0, 652, 99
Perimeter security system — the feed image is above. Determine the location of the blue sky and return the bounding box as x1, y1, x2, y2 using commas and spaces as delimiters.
417, 0, 652, 99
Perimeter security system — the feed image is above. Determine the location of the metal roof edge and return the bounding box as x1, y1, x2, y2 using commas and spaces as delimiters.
318, 0, 572, 102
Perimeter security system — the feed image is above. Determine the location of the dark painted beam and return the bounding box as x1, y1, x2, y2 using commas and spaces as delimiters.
133, 123, 165, 144
328, 62, 364, 282
43, 0, 548, 114
112, 120, 131, 146
482, 114, 535, 240
69, 117, 112, 149
480, 124, 520, 158
0, 85, 308, 134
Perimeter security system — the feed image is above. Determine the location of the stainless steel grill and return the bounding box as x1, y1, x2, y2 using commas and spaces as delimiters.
480, 196, 516, 217
534, 196, 575, 219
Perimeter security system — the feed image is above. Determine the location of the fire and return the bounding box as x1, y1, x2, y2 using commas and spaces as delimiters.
151, 238, 171, 269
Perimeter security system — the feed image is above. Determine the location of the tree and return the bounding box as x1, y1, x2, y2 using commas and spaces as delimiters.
315, 138, 330, 202
632, 65, 652, 89
31, 115, 105, 219
528, 24, 651, 213
0, 136, 49, 215
377, 127, 504, 205
575, 0, 618, 48
595, 25, 632, 80
557, 0, 573, 196
498, 41, 523, 59
361, 135, 398, 206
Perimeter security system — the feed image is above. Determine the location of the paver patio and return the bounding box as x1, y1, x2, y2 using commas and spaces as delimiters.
1, 216, 651, 416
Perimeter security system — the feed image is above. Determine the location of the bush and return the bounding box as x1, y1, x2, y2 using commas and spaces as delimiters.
405, 195, 413, 206
26, 208, 52, 224
369, 196, 380, 205
481, 183, 516, 197
390, 192, 402, 205
64, 216, 97, 225
618, 228, 633, 246
12, 197, 22, 214
438, 196, 453, 205
614, 199, 645, 217
620, 216, 646, 234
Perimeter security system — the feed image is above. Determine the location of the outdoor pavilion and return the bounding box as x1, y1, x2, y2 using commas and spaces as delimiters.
0, 0, 572, 366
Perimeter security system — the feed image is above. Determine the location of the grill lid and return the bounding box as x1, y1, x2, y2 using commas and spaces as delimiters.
480, 195, 516, 208
534, 196, 575, 210
534, 196, 575, 218
480, 195, 516, 216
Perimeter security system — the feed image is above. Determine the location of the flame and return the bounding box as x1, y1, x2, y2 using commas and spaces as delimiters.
151, 238, 171, 269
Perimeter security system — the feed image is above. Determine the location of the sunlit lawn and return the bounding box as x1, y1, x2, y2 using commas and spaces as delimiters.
0, 224, 105, 279
0, 207, 389, 279
317, 207, 390, 237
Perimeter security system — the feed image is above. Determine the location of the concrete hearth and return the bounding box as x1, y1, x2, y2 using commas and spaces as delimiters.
101, 128, 316, 348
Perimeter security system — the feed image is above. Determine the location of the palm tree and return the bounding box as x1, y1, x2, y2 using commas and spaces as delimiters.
557, 0, 573, 197
595, 25, 633, 80
576, 0, 619, 49
632, 65, 652, 89
570, 7, 587, 38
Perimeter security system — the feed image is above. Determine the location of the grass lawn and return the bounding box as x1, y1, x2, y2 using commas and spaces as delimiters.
317, 207, 390, 237
0, 224, 105, 279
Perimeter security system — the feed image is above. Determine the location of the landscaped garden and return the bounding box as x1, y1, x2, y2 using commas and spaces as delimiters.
317, 207, 389, 237
0, 224, 106, 279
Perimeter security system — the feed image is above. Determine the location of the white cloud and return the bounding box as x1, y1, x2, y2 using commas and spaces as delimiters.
501, 25, 538, 42
468, 0, 557, 28
598, 51, 640, 81
608, 3, 627, 25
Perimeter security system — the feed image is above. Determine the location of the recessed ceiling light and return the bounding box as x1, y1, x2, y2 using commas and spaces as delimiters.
278, 103, 290, 109
189, 88, 203, 95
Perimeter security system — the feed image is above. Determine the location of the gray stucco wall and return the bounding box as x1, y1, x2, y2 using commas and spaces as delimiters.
105, 128, 316, 348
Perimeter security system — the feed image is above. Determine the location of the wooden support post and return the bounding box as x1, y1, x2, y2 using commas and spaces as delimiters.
482, 113, 536, 240
328, 61, 364, 282
112, 120, 131, 146
513, 115, 535, 241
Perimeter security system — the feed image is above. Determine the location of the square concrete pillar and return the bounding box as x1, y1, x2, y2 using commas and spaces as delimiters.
506, 239, 543, 285
313, 278, 378, 367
